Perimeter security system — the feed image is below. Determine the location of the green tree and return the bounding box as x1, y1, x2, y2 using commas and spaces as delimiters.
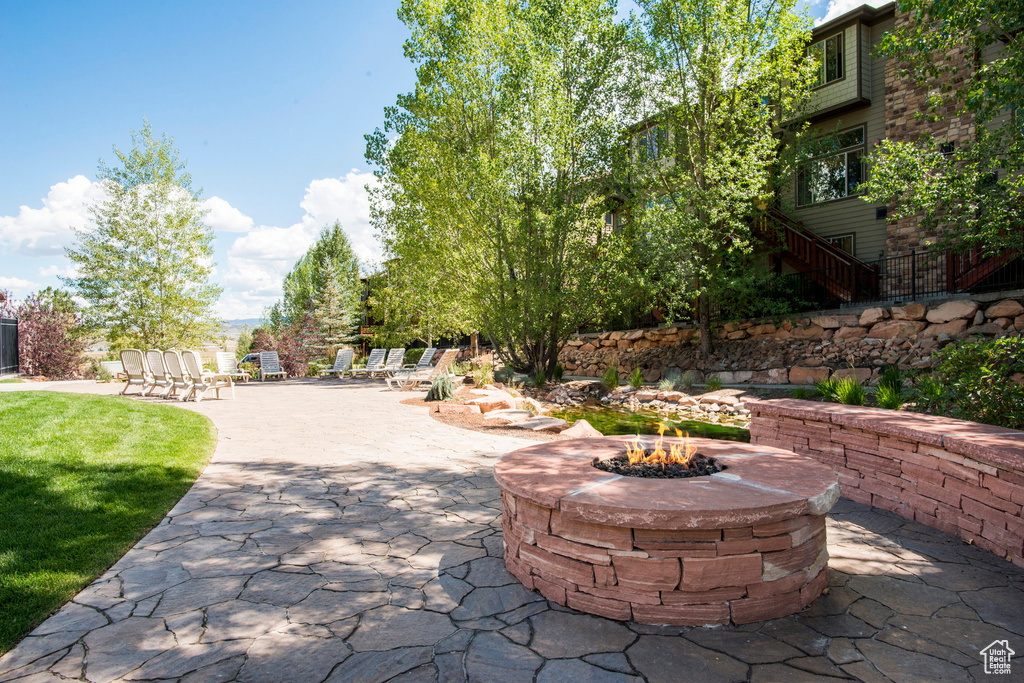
312, 258, 361, 355
626, 0, 815, 355
65, 121, 221, 349
861, 0, 1024, 254
367, 0, 633, 375
235, 325, 253, 360
281, 222, 362, 325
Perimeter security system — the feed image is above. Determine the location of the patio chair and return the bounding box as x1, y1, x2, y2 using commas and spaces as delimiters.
381, 347, 406, 377
162, 350, 192, 400
145, 349, 173, 397
119, 349, 151, 395
386, 348, 460, 391
348, 348, 386, 378
217, 351, 250, 383
402, 347, 436, 370
183, 350, 234, 401
318, 348, 354, 379
258, 351, 288, 381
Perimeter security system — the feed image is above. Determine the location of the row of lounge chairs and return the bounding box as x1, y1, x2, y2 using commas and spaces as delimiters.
317, 347, 460, 390
119, 349, 236, 402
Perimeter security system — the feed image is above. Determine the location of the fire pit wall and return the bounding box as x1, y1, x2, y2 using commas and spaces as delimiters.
495, 438, 841, 626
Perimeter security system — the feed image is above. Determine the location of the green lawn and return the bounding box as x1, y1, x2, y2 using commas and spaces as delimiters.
0, 379, 23, 384
0, 391, 216, 653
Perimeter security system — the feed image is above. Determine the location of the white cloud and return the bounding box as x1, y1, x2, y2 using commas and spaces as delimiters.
37, 263, 78, 278
817, 0, 887, 25
0, 276, 41, 296
0, 175, 105, 256
203, 196, 254, 233
216, 170, 382, 319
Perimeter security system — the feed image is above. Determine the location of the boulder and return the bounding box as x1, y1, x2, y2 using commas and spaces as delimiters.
466, 391, 517, 413
437, 403, 481, 414
867, 320, 927, 340
926, 299, 980, 324
510, 417, 569, 433
518, 397, 548, 414
791, 324, 825, 339
634, 391, 659, 402
747, 324, 776, 336
561, 419, 603, 438
579, 343, 597, 353
789, 366, 831, 385
642, 367, 661, 383
833, 368, 872, 385
483, 409, 534, 424
624, 329, 645, 340
811, 316, 843, 329
921, 319, 968, 337
700, 394, 740, 406
834, 326, 868, 341
726, 330, 748, 340
859, 308, 887, 326
658, 391, 685, 402
986, 299, 1024, 319
891, 303, 926, 321
766, 368, 789, 384
966, 322, 1005, 336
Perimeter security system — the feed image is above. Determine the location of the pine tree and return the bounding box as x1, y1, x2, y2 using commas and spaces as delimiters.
312, 258, 360, 357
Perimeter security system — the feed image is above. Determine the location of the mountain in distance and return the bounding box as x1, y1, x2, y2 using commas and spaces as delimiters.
219, 318, 261, 340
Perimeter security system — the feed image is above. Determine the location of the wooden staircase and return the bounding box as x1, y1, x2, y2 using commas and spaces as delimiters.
948, 246, 1020, 292
752, 207, 879, 303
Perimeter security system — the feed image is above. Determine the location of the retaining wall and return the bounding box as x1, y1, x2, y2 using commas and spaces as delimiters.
748, 400, 1024, 568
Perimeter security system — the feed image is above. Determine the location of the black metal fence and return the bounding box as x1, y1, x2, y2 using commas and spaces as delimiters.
786, 248, 1024, 311
0, 318, 18, 375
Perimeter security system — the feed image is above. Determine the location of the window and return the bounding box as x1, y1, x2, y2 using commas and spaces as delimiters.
637, 126, 668, 162
827, 233, 855, 255
797, 127, 866, 206
808, 33, 844, 87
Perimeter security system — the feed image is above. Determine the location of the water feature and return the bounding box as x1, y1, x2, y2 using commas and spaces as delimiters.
550, 406, 750, 442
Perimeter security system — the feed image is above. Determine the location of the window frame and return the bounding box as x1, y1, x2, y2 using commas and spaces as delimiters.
826, 233, 855, 255
796, 125, 867, 207
636, 125, 669, 163
808, 32, 845, 89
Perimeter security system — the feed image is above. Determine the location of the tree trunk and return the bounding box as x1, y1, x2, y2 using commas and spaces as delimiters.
698, 292, 713, 357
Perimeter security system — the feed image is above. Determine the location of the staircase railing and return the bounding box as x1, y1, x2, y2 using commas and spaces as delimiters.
752, 207, 879, 302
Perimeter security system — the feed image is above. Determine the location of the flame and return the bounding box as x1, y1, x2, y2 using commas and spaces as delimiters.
624, 425, 696, 467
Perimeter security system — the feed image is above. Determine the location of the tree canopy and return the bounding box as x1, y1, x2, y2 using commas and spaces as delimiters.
65, 121, 221, 350
367, 0, 634, 374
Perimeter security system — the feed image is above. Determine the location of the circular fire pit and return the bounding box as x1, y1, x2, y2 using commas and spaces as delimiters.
494, 436, 840, 625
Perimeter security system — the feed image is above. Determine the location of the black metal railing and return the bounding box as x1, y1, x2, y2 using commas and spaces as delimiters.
1, 318, 18, 375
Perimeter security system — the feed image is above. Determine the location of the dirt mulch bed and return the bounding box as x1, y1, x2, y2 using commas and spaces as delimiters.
400, 387, 568, 442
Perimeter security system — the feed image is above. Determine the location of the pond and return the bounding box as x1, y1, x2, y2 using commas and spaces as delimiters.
550, 406, 750, 442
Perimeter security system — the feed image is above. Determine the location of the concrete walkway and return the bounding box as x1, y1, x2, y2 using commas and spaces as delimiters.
1, 379, 1023, 682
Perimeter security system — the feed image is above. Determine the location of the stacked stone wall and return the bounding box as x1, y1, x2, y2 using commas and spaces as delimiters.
560, 296, 1024, 384
748, 400, 1024, 568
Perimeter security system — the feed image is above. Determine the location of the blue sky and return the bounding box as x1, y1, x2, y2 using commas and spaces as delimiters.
0, 0, 868, 319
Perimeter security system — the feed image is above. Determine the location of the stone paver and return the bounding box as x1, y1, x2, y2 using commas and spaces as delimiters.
2, 379, 1024, 681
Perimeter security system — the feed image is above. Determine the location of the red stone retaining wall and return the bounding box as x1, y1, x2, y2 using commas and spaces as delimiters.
500, 491, 829, 625
748, 400, 1024, 568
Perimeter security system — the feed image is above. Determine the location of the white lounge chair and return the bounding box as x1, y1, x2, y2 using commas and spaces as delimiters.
402, 347, 436, 370
386, 348, 460, 390
319, 348, 354, 379
258, 351, 287, 381
163, 350, 192, 400
145, 349, 173, 397
217, 351, 250, 383
183, 350, 234, 401
382, 347, 406, 377
119, 349, 151, 395
349, 348, 386, 378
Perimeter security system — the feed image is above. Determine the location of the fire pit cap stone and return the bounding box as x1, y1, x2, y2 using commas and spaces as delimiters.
494, 436, 840, 530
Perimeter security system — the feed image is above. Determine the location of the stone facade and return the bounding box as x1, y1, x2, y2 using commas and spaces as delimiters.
882, 10, 977, 257
560, 295, 1024, 384
749, 400, 1024, 569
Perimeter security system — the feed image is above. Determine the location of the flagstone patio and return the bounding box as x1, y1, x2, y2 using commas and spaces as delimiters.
1, 379, 1022, 682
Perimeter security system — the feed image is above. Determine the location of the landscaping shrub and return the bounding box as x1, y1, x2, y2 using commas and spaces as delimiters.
679, 370, 696, 390
425, 375, 454, 401
404, 348, 426, 366
913, 335, 1024, 429
705, 374, 723, 391
494, 366, 515, 383
473, 361, 494, 387
876, 364, 904, 410
602, 365, 619, 391
13, 289, 88, 379
534, 369, 547, 387
815, 376, 840, 402
658, 377, 676, 391
835, 377, 865, 405
790, 387, 812, 400
552, 362, 564, 382
628, 366, 644, 389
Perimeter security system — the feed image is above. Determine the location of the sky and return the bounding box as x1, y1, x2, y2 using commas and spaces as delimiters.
0, 0, 881, 320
